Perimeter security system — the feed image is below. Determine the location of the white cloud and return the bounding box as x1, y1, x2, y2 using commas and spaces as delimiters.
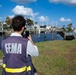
12, 5, 39, 18
11, 0, 36, 4
49, 0, 76, 5
60, 17, 65, 22
60, 17, 72, 22
38, 16, 49, 22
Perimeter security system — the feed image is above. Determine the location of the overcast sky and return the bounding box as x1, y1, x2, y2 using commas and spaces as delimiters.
0, 0, 76, 27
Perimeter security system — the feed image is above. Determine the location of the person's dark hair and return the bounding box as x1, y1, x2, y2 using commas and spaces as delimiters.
12, 15, 26, 31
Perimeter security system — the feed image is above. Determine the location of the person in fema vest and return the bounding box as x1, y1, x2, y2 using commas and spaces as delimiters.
1, 15, 39, 75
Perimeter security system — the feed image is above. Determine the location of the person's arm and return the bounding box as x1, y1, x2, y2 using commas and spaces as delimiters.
27, 35, 35, 45
27, 35, 39, 56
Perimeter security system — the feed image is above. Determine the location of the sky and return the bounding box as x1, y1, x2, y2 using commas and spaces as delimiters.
0, 0, 76, 27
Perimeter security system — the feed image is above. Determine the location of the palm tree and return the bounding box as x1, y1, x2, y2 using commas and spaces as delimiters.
6, 17, 12, 28
26, 18, 34, 26
0, 22, 2, 26
67, 23, 73, 32
6, 17, 12, 25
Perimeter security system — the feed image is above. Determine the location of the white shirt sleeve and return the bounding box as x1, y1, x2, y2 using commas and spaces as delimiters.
27, 40, 39, 56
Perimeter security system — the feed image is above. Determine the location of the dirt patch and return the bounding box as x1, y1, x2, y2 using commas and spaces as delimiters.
42, 49, 58, 56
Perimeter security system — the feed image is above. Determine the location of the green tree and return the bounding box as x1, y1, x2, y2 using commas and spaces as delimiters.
26, 18, 34, 26
67, 23, 73, 32
0, 22, 2, 26
6, 17, 12, 25
6, 17, 13, 29
3, 24, 8, 30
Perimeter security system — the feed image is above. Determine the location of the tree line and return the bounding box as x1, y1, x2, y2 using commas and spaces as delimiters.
0, 16, 35, 30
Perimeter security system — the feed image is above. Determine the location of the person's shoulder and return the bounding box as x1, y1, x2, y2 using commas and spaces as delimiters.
21, 37, 29, 42
2, 37, 10, 42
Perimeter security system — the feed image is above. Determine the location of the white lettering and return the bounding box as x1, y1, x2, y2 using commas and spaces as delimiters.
17, 44, 22, 54
11, 43, 17, 53
5, 43, 11, 53
5, 43, 22, 54
5, 43, 8, 53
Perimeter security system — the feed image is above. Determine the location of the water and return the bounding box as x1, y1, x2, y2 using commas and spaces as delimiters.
31, 32, 63, 42
0, 32, 63, 49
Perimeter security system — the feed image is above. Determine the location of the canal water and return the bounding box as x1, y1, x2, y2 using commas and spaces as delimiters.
0, 32, 63, 49
31, 32, 63, 42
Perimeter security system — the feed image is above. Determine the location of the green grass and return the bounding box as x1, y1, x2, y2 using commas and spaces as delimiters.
0, 40, 76, 75
33, 40, 76, 75
0, 50, 3, 59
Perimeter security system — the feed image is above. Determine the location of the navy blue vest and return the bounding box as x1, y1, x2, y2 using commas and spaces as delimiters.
1, 36, 32, 75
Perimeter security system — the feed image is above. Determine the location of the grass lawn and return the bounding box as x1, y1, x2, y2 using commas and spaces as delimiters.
0, 40, 76, 75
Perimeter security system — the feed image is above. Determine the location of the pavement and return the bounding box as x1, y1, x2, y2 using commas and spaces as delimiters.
0, 59, 3, 66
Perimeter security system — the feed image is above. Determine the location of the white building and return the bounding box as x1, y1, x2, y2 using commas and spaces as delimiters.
46, 26, 51, 30
74, 28, 76, 33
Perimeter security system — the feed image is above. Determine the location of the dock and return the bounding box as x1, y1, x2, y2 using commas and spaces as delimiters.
57, 30, 75, 40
